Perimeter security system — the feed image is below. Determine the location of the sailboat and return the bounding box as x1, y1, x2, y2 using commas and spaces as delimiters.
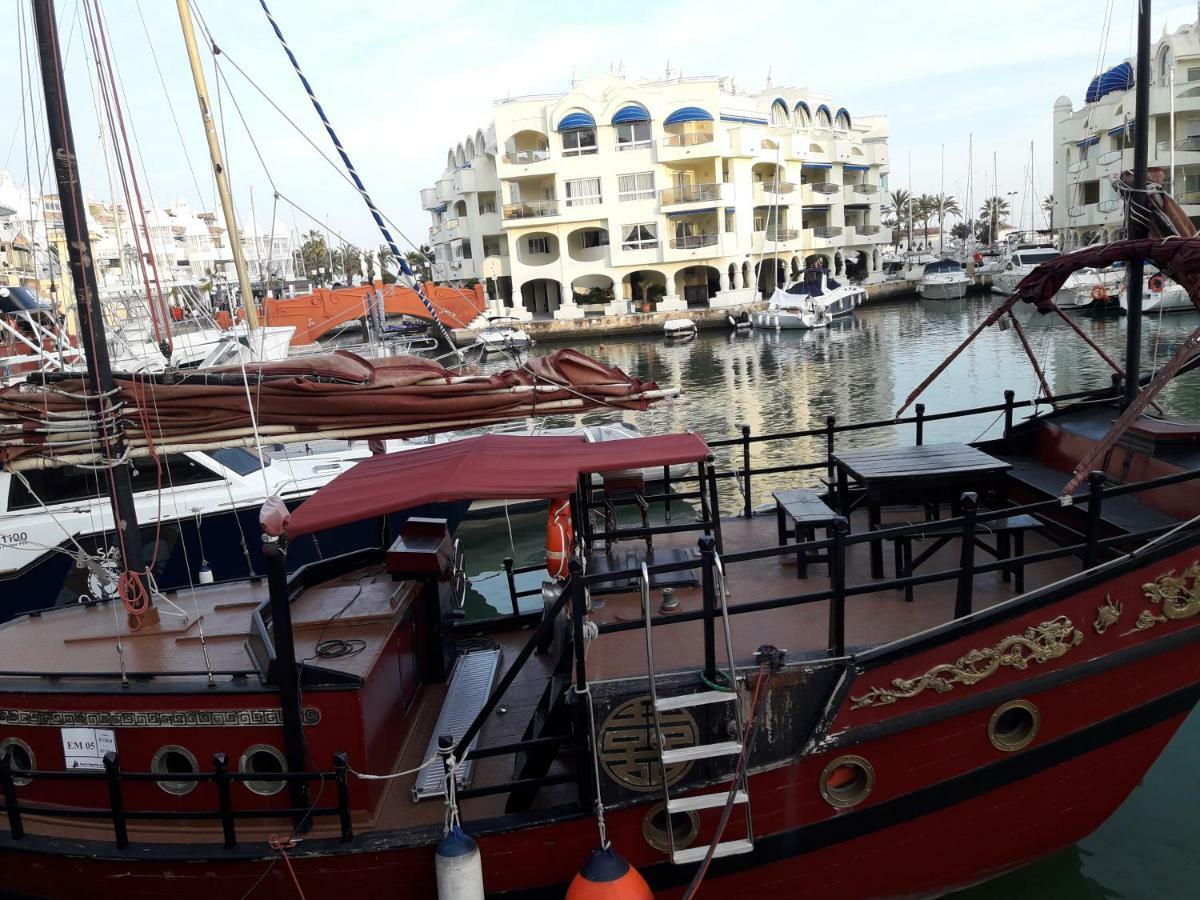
4, 3, 1200, 899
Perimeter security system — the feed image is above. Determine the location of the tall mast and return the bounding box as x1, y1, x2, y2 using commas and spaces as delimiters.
30, 0, 152, 614
175, 0, 260, 330
1125, 0, 1152, 407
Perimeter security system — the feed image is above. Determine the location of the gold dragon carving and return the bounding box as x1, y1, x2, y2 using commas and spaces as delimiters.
1093, 595, 1123, 634
850, 616, 1084, 710
1119, 562, 1200, 636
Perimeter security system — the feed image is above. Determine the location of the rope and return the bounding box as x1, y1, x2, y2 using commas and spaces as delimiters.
255, 0, 459, 355
267, 836, 307, 900
576, 683, 610, 849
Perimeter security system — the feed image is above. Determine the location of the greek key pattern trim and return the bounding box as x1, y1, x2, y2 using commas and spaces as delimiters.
0, 708, 321, 728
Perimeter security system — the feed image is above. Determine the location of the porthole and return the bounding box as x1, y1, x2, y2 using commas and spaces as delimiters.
151, 745, 199, 796
239, 744, 288, 796
819, 754, 874, 809
988, 699, 1040, 752
642, 801, 699, 852
0, 737, 35, 786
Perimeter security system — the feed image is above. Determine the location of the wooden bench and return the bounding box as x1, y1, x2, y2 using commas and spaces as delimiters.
773, 489, 839, 578
892, 513, 1043, 602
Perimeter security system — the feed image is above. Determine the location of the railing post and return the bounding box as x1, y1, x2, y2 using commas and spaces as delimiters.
333, 752, 354, 843
698, 535, 719, 684
827, 517, 848, 657
915, 403, 925, 446
503, 557, 520, 616
698, 459, 712, 531
213, 752, 237, 849
825, 415, 837, 487
1003, 389, 1016, 438
0, 749, 24, 841
707, 463, 725, 554
103, 751, 128, 850
663, 464, 672, 523
567, 559, 595, 809
1084, 470, 1106, 569
1111, 372, 1123, 400
954, 492, 979, 619
740, 424, 752, 519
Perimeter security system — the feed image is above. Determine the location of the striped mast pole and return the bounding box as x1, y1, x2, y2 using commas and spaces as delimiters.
255, 0, 459, 354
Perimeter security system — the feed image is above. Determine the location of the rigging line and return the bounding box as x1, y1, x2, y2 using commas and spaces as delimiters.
252, 0, 459, 355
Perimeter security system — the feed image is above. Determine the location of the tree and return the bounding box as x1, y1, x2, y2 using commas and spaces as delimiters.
950, 222, 973, 241
934, 194, 961, 252
914, 194, 937, 247
1041, 194, 1055, 227
377, 245, 396, 284
979, 196, 1011, 244
300, 229, 330, 284
363, 250, 376, 282
887, 189, 912, 248
339, 243, 363, 281
405, 245, 434, 282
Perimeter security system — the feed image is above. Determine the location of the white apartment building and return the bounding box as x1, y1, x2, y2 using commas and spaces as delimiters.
1052, 14, 1200, 247
420, 74, 890, 321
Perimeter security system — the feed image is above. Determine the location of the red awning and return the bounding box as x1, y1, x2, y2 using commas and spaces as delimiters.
284, 432, 710, 536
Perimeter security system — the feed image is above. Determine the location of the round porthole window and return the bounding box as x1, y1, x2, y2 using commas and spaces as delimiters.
642, 801, 699, 852
819, 755, 874, 809
151, 745, 199, 796
988, 699, 1040, 752
239, 744, 288, 796
0, 737, 35, 786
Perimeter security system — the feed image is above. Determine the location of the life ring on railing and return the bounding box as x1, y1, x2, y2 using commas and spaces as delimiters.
546, 497, 573, 581
974, 252, 983, 265
1090, 284, 1109, 302
1149, 273, 1165, 293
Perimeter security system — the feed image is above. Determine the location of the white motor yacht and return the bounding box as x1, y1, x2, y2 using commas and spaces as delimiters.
917, 258, 970, 300
663, 318, 698, 340
474, 316, 531, 354
990, 244, 1062, 294
752, 270, 866, 330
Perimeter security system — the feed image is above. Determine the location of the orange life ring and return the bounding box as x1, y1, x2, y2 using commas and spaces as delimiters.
1090, 284, 1109, 302
546, 497, 573, 580
1149, 273, 1165, 293
973, 252, 983, 264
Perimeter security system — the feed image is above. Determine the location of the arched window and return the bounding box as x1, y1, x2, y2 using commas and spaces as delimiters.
770, 99, 789, 127
834, 108, 851, 131
794, 102, 811, 130
815, 105, 832, 129
455, 145, 466, 167
446, 149, 455, 170
1159, 45, 1174, 84
465, 138, 475, 159
557, 110, 598, 157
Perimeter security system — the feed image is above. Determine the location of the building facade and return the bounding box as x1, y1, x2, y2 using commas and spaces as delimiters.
420, 74, 890, 322
1052, 15, 1200, 247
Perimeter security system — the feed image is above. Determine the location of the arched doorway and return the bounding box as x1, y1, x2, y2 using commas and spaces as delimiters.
623, 269, 667, 311
755, 258, 787, 294
520, 278, 562, 318
727, 262, 739, 289
674, 265, 721, 308
790, 256, 801, 280
571, 273, 614, 311
741, 261, 751, 291
834, 251, 844, 276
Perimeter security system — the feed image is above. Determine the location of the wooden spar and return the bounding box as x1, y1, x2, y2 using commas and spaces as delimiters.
895, 293, 1022, 417
1124, 0, 1152, 406
174, 0, 259, 331
1008, 311, 1054, 404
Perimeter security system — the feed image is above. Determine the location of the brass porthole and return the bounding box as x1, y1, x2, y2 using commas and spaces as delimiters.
642, 801, 699, 852
0, 737, 35, 786
819, 755, 874, 809
151, 745, 199, 796
239, 744, 288, 796
988, 699, 1040, 752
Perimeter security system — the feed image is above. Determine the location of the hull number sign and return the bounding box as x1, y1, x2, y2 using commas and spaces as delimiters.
61, 727, 117, 770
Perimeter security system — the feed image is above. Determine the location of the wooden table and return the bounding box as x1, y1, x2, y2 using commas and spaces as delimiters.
833, 443, 1012, 578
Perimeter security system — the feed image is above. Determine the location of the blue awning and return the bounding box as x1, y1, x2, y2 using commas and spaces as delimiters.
1107, 122, 1133, 136
1086, 61, 1134, 103
433, 203, 448, 213
835, 107, 852, 129
611, 105, 650, 125
802, 162, 832, 169
724, 207, 736, 214
665, 207, 716, 218
720, 114, 768, 125
1075, 135, 1101, 148
843, 164, 869, 171
556, 111, 596, 132
664, 106, 713, 126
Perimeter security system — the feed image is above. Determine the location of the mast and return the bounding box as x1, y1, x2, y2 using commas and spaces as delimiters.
1125, 0, 1152, 407
175, 0, 260, 330
30, 0, 152, 615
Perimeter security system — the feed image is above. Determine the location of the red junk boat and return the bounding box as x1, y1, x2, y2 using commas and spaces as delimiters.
4, 2, 1200, 898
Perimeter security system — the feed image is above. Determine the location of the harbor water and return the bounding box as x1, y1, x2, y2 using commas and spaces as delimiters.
455, 294, 1200, 898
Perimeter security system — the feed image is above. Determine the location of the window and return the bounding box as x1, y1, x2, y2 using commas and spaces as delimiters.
617, 172, 655, 201
528, 236, 551, 255
582, 229, 609, 248
815, 108, 832, 129
1189, 67, 1200, 83
565, 178, 602, 207
1159, 46, 1174, 84
724, 212, 736, 233
562, 128, 597, 157
7, 455, 220, 511
478, 194, 497, 215
615, 121, 651, 150
621, 223, 657, 250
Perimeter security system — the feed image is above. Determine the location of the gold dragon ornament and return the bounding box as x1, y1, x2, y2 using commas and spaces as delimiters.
1121, 562, 1200, 635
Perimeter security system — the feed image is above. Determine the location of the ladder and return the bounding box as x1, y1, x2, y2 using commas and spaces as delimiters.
640, 558, 754, 864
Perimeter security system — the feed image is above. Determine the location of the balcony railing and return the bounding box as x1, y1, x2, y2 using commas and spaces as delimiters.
1177, 190, 1200, 204
659, 183, 723, 205
1157, 137, 1200, 153
502, 149, 551, 165
814, 225, 843, 238
663, 131, 715, 147
669, 233, 719, 249
851, 184, 880, 195
758, 180, 796, 194
502, 200, 559, 220
765, 227, 799, 241
809, 182, 841, 195
856, 224, 882, 235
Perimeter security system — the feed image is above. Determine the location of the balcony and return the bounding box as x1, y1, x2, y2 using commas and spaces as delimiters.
802, 182, 842, 205
855, 224, 881, 235
659, 131, 719, 162
814, 225, 843, 238
752, 181, 797, 203
669, 233, 719, 249
1178, 190, 1200, 205
503, 149, 551, 165
849, 183, 880, 197
419, 188, 440, 210
502, 200, 559, 221
453, 169, 479, 194
659, 183, 723, 206
663, 132, 714, 148
764, 226, 799, 242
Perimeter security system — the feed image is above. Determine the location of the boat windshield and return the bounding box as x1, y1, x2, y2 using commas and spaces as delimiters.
1014, 249, 1061, 266
924, 259, 963, 274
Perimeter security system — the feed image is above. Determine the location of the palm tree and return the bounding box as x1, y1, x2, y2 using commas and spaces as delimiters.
377, 245, 396, 284
979, 196, 1011, 245
934, 194, 961, 253
887, 189, 911, 249
1041, 194, 1055, 228
913, 194, 937, 250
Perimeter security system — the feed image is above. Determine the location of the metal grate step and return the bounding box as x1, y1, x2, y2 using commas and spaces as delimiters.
655, 690, 735, 711
412, 648, 502, 800
672, 839, 755, 864
661, 740, 742, 765
668, 790, 747, 813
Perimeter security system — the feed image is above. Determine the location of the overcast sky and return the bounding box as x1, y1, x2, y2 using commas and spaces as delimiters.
1, 0, 1195, 253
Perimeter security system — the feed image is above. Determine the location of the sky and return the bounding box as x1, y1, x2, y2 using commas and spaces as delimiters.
1, 0, 1197, 254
